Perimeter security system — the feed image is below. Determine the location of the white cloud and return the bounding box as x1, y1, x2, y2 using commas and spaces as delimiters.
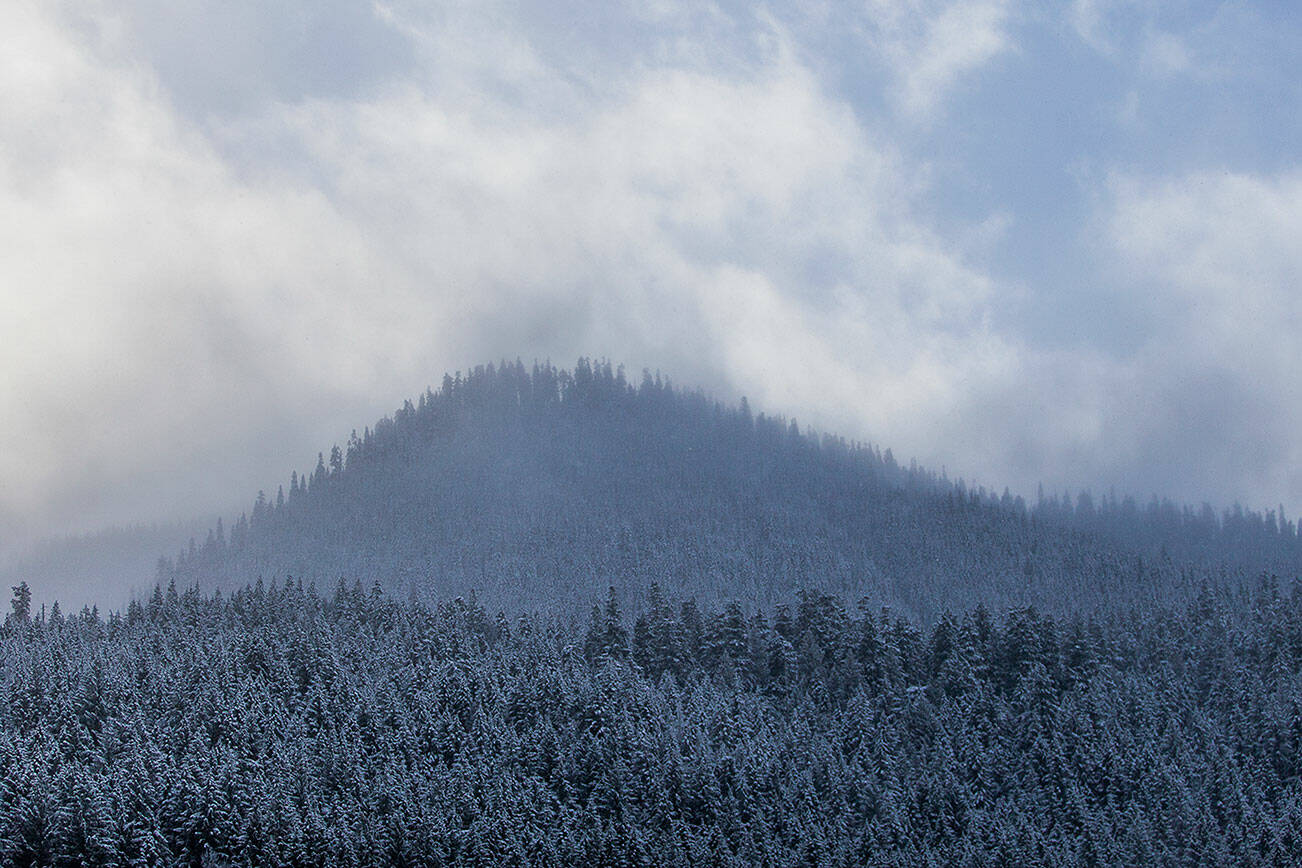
1094, 169, 1302, 510
864, 0, 1016, 119
1141, 31, 1192, 76
0, 0, 1017, 545
1068, 1, 1257, 83
0, 1, 404, 537
269, 34, 1016, 455
888, 166, 1302, 517
1108, 170, 1302, 364
1069, 0, 1120, 54
7, 0, 1298, 560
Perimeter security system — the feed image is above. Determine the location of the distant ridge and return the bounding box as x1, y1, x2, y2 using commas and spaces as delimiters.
154, 359, 1302, 620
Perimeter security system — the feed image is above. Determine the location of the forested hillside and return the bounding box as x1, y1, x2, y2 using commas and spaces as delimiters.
159, 360, 1301, 622
9, 359, 1302, 866
4, 577, 1302, 866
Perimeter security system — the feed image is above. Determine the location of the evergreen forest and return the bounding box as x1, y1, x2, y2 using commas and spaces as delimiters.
4, 359, 1302, 866
4, 577, 1302, 865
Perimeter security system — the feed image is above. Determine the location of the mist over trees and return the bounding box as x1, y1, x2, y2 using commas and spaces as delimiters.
1, 522, 209, 612
158, 359, 1301, 622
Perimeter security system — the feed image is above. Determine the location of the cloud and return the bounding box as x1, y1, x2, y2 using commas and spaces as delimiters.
1063, 169, 1302, 510
0, 1, 406, 538
1107, 170, 1302, 351
4, 0, 1300, 567
89, 0, 415, 117
1141, 31, 1191, 77
255, 23, 1017, 460
875, 165, 1302, 517
1068, 0, 1121, 55
863, 0, 1016, 119
1067, 1, 1288, 84
0, 0, 1016, 548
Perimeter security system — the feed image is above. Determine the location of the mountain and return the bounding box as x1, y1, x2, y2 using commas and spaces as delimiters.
157, 359, 1302, 621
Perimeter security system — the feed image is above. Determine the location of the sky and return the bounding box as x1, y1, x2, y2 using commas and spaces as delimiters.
2, 0, 1301, 554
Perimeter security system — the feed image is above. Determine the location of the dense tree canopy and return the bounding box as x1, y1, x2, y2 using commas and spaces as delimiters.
4, 578, 1302, 866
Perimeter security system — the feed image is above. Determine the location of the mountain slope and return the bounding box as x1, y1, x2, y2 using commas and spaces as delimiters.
156, 359, 1302, 620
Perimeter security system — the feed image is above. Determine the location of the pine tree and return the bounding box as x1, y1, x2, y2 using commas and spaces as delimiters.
9, 580, 31, 624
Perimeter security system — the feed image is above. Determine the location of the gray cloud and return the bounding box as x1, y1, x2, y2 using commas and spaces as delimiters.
111, 0, 415, 117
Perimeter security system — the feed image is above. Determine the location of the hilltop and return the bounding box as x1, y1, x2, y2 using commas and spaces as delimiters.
155, 359, 1302, 620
